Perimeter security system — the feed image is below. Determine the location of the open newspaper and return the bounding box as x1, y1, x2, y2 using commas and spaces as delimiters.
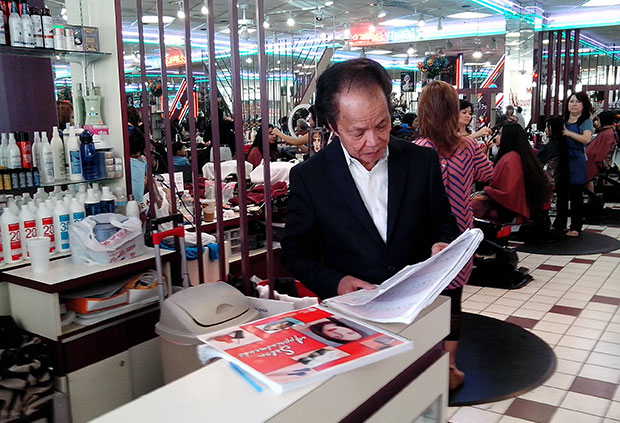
322, 228, 484, 324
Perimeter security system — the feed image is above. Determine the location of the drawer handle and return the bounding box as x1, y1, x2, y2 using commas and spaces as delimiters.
120, 360, 126, 367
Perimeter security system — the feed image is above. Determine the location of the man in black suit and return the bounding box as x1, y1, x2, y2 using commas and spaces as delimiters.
280, 59, 459, 300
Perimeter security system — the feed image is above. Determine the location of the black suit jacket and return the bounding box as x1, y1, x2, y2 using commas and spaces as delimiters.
280, 136, 459, 299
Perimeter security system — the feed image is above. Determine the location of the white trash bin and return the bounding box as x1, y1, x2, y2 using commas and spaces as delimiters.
155, 282, 259, 383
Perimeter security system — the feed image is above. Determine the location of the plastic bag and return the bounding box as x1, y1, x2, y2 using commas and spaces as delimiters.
69, 213, 145, 265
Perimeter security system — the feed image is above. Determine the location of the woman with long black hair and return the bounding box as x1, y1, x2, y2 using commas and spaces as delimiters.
473, 123, 552, 223
552, 92, 594, 237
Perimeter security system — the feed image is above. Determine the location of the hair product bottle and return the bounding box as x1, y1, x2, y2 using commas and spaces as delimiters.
50, 126, 66, 180
1, 205, 22, 264
36, 200, 55, 255
52, 198, 70, 252
66, 127, 83, 181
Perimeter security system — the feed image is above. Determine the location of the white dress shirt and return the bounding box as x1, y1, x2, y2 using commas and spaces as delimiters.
341, 145, 389, 243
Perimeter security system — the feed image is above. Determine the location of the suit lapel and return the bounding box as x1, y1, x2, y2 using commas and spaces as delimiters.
325, 139, 385, 246
387, 139, 409, 243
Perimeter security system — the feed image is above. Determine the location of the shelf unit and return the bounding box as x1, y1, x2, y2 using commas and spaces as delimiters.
0, 175, 124, 195
0, 45, 110, 65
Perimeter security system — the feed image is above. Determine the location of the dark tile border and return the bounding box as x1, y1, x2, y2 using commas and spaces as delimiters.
549, 305, 582, 316
591, 295, 620, 306
504, 398, 558, 423
569, 376, 618, 400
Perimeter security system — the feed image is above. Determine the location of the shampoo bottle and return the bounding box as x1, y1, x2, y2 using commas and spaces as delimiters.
84, 188, 100, 216
66, 127, 82, 181
41, 7, 53, 49
7, 133, 21, 169
51, 126, 66, 180
99, 186, 116, 213
52, 199, 70, 252
8, 0, 23, 47
18, 202, 37, 259
0, 133, 8, 168
69, 196, 85, 224
79, 130, 98, 180
19, 0, 34, 48
30, 6, 43, 48
39, 131, 55, 184
31, 131, 41, 171
1, 206, 22, 264
36, 200, 55, 255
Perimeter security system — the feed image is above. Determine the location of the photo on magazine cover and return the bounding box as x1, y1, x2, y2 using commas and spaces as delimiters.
294, 316, 372, 348
292, 346, 350, 368
264, 363, 319, 383
206, 329, 263, 350
257, 317, 304, 334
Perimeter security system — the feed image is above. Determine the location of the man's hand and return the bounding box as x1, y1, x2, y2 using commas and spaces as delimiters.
337, 276, 376, 296
431, 242, 449, 256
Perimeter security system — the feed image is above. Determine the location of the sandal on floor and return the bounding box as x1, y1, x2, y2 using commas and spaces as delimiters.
566, 230, 580, 237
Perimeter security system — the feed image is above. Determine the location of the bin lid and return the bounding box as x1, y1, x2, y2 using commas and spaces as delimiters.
156, 282, 259, 345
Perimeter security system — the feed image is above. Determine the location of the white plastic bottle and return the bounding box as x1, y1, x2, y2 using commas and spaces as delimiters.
99, 186, 116, 214
76, 183, 87, 204
34, 187, 46, 202
84, 188, 100, 216
50, 126, 66, 180
1, 206, 22, 264
19, 203, 37, 259
7, 197, 20, 216
66, 127, 82, 181
53, 199, 70, 252
0, 133, 8, 168
31, 131, 41, 171
20, 0, 34, 48
8, 133, 22, 169
69, 197, 86, 224
39, 131, 55, 184
92, 182, 101, 200
36, 201, 55, 255
126, 194, 140, 219
8, 1, 23, 48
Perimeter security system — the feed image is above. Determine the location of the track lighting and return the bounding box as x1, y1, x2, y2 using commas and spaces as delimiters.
287, 15, 295, 26
437, 18, 443, 30
407, 44, 415, 55
417, 14, 425, 26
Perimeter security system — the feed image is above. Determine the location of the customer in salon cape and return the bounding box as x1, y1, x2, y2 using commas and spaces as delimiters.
280, 58, 459, 370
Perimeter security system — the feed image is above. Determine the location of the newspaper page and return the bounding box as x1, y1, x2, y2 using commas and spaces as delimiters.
323, 229, 484, 324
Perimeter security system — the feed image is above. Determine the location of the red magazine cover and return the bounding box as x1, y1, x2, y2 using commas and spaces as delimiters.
198, 305, 412, 394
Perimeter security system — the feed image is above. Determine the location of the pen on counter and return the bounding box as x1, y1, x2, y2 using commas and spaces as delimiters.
229, 362, 263, 393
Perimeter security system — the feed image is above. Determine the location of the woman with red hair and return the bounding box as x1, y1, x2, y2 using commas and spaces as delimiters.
415, 81, 493, 390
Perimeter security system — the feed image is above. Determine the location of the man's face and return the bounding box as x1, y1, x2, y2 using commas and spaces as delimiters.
332, 84, 391, 170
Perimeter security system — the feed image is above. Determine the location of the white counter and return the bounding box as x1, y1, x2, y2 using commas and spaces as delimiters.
94, 296, 451, 423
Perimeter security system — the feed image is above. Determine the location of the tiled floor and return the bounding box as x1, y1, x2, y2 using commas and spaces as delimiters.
448, 215, 620, 423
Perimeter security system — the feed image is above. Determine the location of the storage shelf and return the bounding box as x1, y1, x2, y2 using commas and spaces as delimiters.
0, 175, 124, 195
0, 45, 110, 65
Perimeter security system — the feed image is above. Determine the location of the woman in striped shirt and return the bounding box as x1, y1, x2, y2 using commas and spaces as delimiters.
415, 81, 494, 390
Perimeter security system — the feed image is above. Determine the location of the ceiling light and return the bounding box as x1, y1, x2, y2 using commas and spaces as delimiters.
377, 2, 387, 18
417, 14, 425, 26
369, 23, 376, 32
62, 14, 68, 21
320, 31, 327, 39
263, 16, 270, 28
447, 12, 492, 19
542, 39, 549, 44
201, 4, 209, 15
142, 15, 175, 24
287, 16, 295, 26
177, 9, 185, 19
246, 57, 253, 64
366, 49, 392, 55
325, 0, 334, 5
61, 7, 66, 15
472, 49, 483, 59
343, 27, 351, 39
407, 44, 415, 55
437, 18, 443, 30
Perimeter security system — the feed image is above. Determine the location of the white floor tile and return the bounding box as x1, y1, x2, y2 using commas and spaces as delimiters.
607, 323, 620, 334
607, 401, 620, 420
449, 406, 502, 423
554, 345, 591, 362
587, 352, 620, 370
521, 301, 554, 312
600, 331, 620, 345
556, 358, 585, 375
579, 364, 620, 384
498, 417, 532, 423
556, 298, 591, 308
558, 334, 598, 350
560, 391, 611, 416
586, 303, 620, 313
532, 330, 563, 346
512, 309, 546, 320
574, 318, 610, 330
484, 304, 519, 315
534, 321, 571, 334
565, 325, 604, 340
550, 408, 603, 423
544, 372, 576, 390
518, 385, 567, 406
543, 313, 578, 325
580, 310, 614, 322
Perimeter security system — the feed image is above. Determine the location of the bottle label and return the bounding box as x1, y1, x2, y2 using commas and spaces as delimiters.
9, 151, 21, 168
22, 219, 37, 258
42, 16, 54, 48
26, 171, 33, 187
18, 172, 26, 188
72, 211, 85, 223
33, 169, 40, 187
31, 15, 43, 47
85, 203, 101, 216
70, 150, 82, 174
58, 214, 70, 250
41, 217, 56, 253
54, 148, 66, 178
10, 173, 18, 188
8, 223, 22, 261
